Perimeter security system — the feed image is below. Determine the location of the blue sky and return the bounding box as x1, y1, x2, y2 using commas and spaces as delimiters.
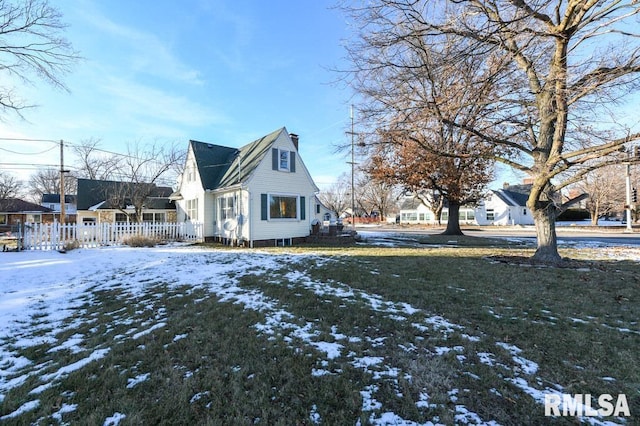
0, 0, 357, 188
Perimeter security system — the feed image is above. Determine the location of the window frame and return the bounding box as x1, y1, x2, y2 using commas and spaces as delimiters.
279, 149, 290, 171
115, 213, 129, 223
219, 194, 236, 221
142, 212, 166, 223
486, 209, 495, 221
268, 193, 299, 220
186, 161, 197, 182
185, 199, 198, 221
25, 213, 42, 223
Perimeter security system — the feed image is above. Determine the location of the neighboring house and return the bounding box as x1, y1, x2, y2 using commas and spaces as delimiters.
474, 183, 534, 226
76, 178, 176, 224
0, 198, 54, 232
399, 197, 477, 225
312, 195, 335, 226
41, 194, 77, 223
173, 127, 319, 246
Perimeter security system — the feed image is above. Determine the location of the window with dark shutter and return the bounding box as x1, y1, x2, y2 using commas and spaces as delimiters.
272, 148, 295, 172
300, 196, 305, 220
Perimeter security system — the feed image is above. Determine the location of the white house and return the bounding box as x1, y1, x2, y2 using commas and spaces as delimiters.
41, 194, 77, 215
399, 197, 477, 224
396, 183, 535, 227
474, 183, 534, 225
173, 127, 320, 247
312, 195, 336, 226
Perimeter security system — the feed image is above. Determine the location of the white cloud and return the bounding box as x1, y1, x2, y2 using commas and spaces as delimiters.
103, 77, 226, 128
77, 7, 203, 85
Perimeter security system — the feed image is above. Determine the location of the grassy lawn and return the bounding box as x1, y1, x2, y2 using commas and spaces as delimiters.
0, 237, 638, 425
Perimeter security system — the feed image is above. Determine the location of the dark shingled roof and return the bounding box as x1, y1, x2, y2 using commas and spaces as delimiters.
0, 198, 53, 213
192, 127, 285, 190
189, 141, 239, 190
42, 194, 76, 204
492, 184, 531, 207
76, 179, 174, 210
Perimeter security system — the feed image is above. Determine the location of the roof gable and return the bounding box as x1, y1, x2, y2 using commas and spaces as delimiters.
400, 197, 423, 210
190, 127, 287, 191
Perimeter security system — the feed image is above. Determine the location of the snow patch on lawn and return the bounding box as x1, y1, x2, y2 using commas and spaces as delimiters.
1, 241, 633, 424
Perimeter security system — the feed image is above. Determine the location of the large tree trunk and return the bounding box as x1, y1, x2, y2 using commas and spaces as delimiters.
531, 204, 561, 263
589, 199, 599, 226
431, 199, 444, 225
441, 201, 463, 235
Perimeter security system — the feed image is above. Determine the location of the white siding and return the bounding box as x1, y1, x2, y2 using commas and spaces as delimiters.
76, 211, 99, 224
245, 132, 317, 242
474, 195, 534, 226
399, 202, 477, 225
313, 198, 334, 224
176, 146, 214, 235
211, 189, 248, 242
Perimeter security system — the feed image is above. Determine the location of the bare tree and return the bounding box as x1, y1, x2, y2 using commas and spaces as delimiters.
0, 171, 22, 199
120, 141, 184, 186
318, 174, 351, 219
27, 168, 76, 203
0, 0, 79, 117
355, 171, 401, 221
341, 0, 640, 262
71, 138, 123, 180
103, 181, 165, 223
578, 165, 626, 225
105, 141, 184, 223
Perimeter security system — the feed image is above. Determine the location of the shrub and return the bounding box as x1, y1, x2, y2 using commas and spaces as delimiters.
124, 235, 157, 248
556, 208, 590, 221
63, 240, 81, 251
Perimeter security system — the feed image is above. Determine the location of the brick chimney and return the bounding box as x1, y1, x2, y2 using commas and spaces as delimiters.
290, 133, 299, 151
503, 182, 510, 190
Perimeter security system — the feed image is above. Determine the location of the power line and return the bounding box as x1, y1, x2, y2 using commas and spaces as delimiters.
2, 138, 183, 177
1, 137, 182, 186
0, 162, 59, 167
0, 145, 58, 155
0, 137, 58, 143
0, 137, 167, 162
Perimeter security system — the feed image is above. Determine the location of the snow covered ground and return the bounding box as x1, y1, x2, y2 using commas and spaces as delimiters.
0, 240, 636, 425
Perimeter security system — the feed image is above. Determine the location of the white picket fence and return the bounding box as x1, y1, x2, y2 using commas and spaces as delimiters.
19, 222, 203, 251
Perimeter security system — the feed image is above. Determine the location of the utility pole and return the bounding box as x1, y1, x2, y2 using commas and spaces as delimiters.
624, 146, 639, 232
348, 105, 356, 232
625, 162, 632, 232
60, 140, 66, 224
